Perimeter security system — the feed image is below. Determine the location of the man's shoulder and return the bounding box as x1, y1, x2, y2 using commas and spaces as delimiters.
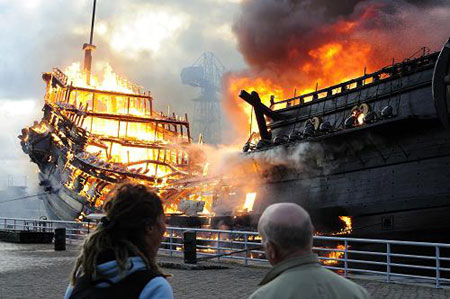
249, 266, 370, 299
248, 266, 316, 299
248, 281, 276, 299
311, 267, 370, 296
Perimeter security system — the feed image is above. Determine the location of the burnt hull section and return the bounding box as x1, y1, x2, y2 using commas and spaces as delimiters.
37, 167, 85, 221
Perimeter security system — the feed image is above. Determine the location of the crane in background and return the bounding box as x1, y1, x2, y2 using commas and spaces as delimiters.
181, 52, 225, 144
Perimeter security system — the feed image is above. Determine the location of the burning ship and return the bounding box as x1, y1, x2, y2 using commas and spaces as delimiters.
18, 3, 201, 221
236, 39, 450, 241
16, 1, 258, 224
18, 64, 198, 220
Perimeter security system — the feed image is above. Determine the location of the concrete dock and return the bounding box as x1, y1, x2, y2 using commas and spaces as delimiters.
1, 242, 450, 299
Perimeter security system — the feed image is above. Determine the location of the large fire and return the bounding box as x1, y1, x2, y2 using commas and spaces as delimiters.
21, 59, 198, 215
60, 63, 182, 180
225, 2, 442, 141
226, 38, 377, 138
64, 62, 140, 94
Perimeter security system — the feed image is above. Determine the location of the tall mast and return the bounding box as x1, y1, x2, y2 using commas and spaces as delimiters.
89, 0, 96, 45
83, 0, 97, 85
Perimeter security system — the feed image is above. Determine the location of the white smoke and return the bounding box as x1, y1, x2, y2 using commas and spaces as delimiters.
0, 99, 44, 218
248, 142, 334, 174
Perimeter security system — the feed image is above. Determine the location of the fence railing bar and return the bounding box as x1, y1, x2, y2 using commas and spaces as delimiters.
388, 253, 439, 260
346, 249, 386, 256
436, 246, 441, 288
388, 263, 438, 271
387, 242, 391, 283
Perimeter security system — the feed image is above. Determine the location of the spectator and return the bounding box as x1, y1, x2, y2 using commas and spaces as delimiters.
65, 183, 173, 299
249, 203, 370, 299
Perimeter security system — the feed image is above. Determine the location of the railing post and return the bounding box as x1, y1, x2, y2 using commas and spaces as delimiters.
217, 232, 221, 262
344, 240, 348, 277
183, 230, 197, 264
386, 242, 391, 283
244, 234, 248, 266
54, 228, 66, 251
170, 229, 173, 257
13, 219, 16, 230
436, 246, 441, 288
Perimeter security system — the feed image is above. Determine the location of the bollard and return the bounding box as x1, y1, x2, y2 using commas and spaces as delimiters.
54, 228, 66, 251
183, 231, 197, 264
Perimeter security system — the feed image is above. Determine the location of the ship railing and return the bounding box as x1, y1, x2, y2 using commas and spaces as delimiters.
1, 217, 450, 288
271, 51, 438, 111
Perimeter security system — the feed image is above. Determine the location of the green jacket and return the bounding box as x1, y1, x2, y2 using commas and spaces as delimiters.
249, 254, 370, 299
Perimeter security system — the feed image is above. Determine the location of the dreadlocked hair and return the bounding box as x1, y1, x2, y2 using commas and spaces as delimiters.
71, 182, 165, 284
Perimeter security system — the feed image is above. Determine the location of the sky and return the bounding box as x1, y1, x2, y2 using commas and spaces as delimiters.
0, 0, 246, 107
0, 0, 246, 180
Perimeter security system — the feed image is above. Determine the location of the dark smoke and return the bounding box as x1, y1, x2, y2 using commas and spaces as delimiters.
233, 0, 450, 85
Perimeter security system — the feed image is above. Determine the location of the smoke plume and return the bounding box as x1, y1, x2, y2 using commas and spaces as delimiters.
224, 0, 450, 142
234, 0, 450, 78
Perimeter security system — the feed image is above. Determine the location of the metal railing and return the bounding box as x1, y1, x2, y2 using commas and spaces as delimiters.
0, 217, 93, 243
1, 217, 450, 288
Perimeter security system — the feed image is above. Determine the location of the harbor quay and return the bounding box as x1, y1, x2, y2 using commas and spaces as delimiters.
1, 242, 450, 299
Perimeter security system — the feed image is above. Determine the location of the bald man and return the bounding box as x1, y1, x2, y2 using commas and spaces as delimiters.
249, 203, 370, 299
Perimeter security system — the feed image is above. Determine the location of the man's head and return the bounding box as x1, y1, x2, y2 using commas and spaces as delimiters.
258, 203, 314, 265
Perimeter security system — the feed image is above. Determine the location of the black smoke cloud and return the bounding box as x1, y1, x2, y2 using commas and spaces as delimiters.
233, 0, 450, 83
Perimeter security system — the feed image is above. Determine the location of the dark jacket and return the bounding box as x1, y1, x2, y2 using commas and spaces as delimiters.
64, 257, 173, 299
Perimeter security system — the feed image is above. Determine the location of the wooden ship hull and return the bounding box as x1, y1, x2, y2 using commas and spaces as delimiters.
238, 39, 450, 241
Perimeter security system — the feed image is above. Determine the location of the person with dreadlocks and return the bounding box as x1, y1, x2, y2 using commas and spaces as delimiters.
64, 183, 173, 299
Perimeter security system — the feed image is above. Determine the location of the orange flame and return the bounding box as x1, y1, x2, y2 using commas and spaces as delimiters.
322, 244, 347, 265
243, 192, 257, 212
225, 4, 384, 142
338, 216, 352, 234
225, 76, 286, 135
64, 62, 140, 94
226, 40, 375, 139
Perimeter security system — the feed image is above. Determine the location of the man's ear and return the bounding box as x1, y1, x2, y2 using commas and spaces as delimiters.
266, 240, 278, 261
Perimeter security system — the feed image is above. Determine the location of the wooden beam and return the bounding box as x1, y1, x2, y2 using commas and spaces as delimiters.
70, 86, 152, 100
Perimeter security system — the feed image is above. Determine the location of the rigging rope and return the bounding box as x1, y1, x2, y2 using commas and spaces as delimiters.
0, 193, 48, 205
